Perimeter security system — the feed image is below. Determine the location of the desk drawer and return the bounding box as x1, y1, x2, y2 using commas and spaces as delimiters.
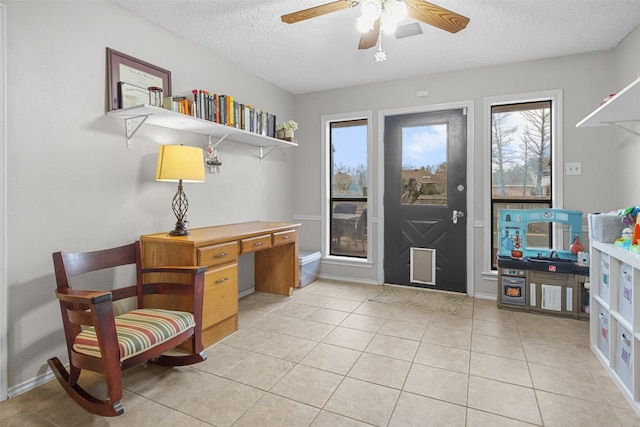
202, 264, 238, 328
273, 229, 296, 246
198, 242, 238, 267
241, 234, 272, 253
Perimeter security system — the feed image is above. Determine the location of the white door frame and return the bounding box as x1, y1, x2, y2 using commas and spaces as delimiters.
377, 101, 475, 296
1, 2, 8, 402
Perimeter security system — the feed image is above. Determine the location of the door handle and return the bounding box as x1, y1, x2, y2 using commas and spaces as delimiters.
452, 210, 465, 224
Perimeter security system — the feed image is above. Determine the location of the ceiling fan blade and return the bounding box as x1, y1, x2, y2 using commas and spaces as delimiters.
282, 0, 353, 24
358, 18, 380, 50
405, 0, 470, 33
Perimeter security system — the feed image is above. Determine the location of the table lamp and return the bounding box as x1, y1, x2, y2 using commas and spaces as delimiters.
155, 144, 205, 236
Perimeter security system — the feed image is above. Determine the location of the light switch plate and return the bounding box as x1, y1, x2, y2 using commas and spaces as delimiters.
565, 162, 582, 175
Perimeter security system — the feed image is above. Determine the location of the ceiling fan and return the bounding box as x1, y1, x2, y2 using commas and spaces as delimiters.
281, 0, 470, 51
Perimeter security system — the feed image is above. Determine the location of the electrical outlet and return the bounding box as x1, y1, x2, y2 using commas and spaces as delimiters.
565, 162, 582, 176
416, 90, 430, 97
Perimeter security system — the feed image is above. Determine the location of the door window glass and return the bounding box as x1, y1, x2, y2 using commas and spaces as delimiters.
401, 124, 447, 206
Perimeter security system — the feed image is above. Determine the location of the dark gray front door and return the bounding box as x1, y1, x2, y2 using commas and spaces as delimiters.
384, 108, 467, 293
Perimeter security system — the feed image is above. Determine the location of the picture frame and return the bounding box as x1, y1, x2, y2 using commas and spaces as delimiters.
107, 48, 171, 111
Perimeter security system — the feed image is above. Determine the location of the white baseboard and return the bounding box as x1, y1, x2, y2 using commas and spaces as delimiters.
473, 292, 497, 301
8, 367, 55, 397
238, 287, 255, 299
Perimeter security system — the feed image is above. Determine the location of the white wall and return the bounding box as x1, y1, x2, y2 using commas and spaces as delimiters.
611, 26, 640, 207
292, 34, 640, 295
4, 0, 295, 391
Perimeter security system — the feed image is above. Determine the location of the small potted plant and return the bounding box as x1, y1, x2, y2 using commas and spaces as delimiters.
276, 120, 298, 141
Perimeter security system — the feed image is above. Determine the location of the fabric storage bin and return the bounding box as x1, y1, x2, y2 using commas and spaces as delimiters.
615, 323, 634, 393
600, 253, 610, 304
588, 213, 626, 243
619, 263, 633, 324
598, 308, 610, 360
299, 250, 321, 287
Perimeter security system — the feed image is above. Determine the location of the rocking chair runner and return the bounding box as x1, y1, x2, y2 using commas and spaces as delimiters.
47, 241, 207, 416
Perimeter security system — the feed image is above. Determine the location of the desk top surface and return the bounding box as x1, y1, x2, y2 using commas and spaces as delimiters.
141, 221, 301, 246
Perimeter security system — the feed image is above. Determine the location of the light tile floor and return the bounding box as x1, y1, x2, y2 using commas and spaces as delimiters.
3, 279, 640, 426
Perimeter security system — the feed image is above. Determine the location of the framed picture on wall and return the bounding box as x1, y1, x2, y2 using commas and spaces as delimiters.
106, 48, 172, 111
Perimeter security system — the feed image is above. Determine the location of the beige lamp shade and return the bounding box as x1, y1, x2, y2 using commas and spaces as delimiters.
155, 145, 205, 183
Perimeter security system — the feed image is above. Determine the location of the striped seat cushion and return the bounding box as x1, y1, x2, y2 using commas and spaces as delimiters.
73, 309, 195, 361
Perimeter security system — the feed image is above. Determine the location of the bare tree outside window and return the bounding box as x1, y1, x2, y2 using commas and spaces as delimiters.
520, 108, 551, 198
491, 112, 518, 198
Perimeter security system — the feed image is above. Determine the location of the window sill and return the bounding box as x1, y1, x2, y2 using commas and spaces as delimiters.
322, 255, 373, 268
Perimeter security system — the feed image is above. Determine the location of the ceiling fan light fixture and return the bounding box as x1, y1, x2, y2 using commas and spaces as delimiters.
361, 0, 381, 19
357, 16, 375, 33
381, 14, 397, 35
385, 0, 407, 22
359, 0, 407, 36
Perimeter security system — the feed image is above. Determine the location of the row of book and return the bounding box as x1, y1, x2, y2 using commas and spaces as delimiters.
163, 90, 277, 138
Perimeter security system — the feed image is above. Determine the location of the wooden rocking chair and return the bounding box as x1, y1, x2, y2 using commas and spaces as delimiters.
47, 241, 207, 416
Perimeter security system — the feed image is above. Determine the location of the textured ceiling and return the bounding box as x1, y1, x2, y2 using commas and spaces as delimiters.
111, 0, 640, 95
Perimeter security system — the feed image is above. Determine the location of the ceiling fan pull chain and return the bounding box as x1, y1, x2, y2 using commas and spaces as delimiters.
375, 28, 387, 62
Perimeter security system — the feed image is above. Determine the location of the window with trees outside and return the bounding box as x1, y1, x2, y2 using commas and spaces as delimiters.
491, 100, 552, 269
330, 119, 368, 258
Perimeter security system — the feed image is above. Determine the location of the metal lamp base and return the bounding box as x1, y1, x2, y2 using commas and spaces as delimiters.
169, 222, 190, 236
168, 180, 190, 237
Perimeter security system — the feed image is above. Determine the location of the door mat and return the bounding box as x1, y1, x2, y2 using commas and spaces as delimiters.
368, 285, 465, 315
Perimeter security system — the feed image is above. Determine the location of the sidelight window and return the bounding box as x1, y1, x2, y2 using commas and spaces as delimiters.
329, 119, 368, 258
487, 95, 561, 271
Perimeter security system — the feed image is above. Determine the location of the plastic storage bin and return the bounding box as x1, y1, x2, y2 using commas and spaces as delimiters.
600, 253, 611, 304
598, 308, 610, 360
299, 250, 321, 287
619, 263, 633, 324
615, 323, 634, 392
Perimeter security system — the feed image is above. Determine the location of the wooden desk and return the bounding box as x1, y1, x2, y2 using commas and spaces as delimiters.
141, 221, 300, 347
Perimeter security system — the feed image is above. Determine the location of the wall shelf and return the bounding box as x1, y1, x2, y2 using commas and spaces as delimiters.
576, 76, 640, 137
107, 104, 298, 155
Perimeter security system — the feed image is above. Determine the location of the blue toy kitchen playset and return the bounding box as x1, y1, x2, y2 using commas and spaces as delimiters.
496, 208, 590, 319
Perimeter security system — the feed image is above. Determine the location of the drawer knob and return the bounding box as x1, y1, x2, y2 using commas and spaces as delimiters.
214, 252, 228, 258
254, 242, 264, 247
215, 277, 229, 284
282, 235, 291, 240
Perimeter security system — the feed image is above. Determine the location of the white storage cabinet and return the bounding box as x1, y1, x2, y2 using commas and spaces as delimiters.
590, 241, 640, 416
578, 75, 640, 416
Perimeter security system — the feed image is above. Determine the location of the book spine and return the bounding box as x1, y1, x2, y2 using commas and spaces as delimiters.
234, 101, 239, 128
226, 96, 233, 127
214, 95, 217, 122
219, 95, 225, 125
203, 90, 209, 121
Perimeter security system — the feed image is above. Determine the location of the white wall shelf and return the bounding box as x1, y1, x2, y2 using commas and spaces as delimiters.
107, 104, 297, 156
576, 76, 640, 137
589, 241, 640, 417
